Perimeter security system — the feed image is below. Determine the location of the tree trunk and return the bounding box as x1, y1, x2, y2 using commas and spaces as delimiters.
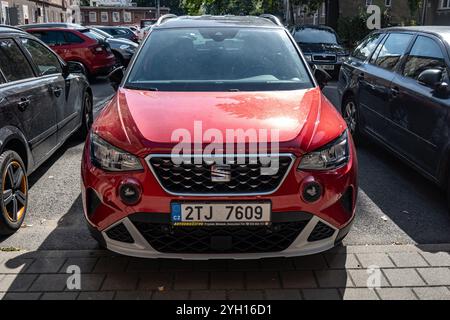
326, 0, 339, 29
289, 0, 295, 26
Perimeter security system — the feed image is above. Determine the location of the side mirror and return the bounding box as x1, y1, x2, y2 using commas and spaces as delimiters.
418, 69, 448, 94
314, 67, 332, 90
108, 66, 125, 91
63, 61, 86, 77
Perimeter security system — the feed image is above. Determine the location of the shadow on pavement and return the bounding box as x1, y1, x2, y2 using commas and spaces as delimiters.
2, 192, 350, 299
357, 140, 450, 244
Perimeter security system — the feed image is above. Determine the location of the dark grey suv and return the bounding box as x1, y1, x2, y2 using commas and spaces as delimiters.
0, 26, 92, 234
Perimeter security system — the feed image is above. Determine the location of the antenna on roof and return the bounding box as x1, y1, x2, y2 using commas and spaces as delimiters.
156, 14, 177, 26
260, 14, 283, 27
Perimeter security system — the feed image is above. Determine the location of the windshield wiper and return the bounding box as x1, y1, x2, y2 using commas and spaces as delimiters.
228, 89, 240, 92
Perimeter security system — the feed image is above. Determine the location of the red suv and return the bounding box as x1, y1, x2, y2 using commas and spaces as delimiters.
24, 26, 116, 78
81, 15, 358, 259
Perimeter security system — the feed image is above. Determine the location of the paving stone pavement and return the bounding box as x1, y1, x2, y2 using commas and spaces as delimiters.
0, 244, 450, 300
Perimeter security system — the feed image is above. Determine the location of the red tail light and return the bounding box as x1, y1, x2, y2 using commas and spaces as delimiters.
89, 44, 105, 54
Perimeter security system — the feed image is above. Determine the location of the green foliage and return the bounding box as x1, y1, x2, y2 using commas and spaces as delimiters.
337, 12, 371, 49
181, 0, 283, 16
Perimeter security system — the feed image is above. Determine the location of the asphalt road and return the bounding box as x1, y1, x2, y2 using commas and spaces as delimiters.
1, 80, 450, 251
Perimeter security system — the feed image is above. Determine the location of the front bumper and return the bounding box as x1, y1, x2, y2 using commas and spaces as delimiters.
81, 136, 357, 259
89, 213, 353, 259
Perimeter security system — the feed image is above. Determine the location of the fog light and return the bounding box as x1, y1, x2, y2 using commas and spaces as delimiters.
302, 181, 322, 203
119, 180, 142, 205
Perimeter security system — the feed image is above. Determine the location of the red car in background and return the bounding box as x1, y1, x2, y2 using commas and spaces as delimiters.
23, 25, 116, 78
81, 15, 357, 259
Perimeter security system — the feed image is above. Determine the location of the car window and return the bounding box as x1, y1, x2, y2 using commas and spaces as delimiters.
64, 31, 84, 44
293, 28, 339, 44
352, 33, 384, 61
31, 30, 66, 46
20, 38, 62, 76
127, 28, 313, 91
372, 33, 413, 71
403, 36, 447, 80
80, 29, 104, 41
0, 39, 34, 82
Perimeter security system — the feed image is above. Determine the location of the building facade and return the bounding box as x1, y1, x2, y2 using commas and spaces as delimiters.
80, 5, 169, 26
0, 0, 71, 25
421, 0, 450, 25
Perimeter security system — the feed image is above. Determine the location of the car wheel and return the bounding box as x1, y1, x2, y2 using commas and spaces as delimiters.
0, 150, 28, 235
342, 96, 360, 143
79, 91, 93, 138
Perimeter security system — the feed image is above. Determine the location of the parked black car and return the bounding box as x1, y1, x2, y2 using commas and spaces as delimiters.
87, 27, 138, 66
338, 26, 450, 207
292, 25, 348, 77
0, 26, 92, 234
89, 26, 139, 43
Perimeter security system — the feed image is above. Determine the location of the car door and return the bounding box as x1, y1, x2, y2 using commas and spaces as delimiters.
19, 37, 80, 143
0, 37, 57, 163
388, 35, 450, 176
357, 32, 414, 139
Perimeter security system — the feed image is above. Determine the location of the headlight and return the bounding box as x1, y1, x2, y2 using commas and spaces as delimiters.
298, 131, 350, 170
90, 133, 143, 171
304, 54, 312, 62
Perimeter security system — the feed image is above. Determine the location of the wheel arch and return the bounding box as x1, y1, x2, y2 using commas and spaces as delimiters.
0, 126, 33, 174
341, 90, 356, 111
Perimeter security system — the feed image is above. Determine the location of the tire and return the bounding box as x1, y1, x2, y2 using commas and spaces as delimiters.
78, 90, 93, 139
0, 150, 28, 235
341, 95, 361, 144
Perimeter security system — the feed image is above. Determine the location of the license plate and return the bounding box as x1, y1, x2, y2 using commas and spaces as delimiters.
316, 64, 334, 70
171, 203, 271, 226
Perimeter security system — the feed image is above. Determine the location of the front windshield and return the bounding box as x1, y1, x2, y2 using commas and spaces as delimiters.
294, 28, 338, 44
126, 27, 312, 91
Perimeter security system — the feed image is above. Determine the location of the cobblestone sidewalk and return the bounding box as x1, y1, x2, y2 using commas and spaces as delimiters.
1, 244, 449, 300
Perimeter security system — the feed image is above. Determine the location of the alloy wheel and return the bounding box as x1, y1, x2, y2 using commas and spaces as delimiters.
84, 94, 93, 132
343, 101, 357, 135
2, 161, 27, 223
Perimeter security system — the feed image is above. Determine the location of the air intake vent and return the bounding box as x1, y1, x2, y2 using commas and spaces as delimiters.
105, 223, 134, 243
308, 222, 335, 242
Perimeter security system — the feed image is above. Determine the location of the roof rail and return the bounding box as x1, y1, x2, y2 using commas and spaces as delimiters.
260, 14, 283, 27
155, 14, 177, 26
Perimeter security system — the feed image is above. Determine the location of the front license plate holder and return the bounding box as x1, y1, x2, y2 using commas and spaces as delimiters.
170, 202, 272, 226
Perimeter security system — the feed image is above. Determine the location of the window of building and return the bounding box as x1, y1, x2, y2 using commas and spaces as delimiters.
366, 0, 373, 6
440, 0, 450, 9
385, 0, 392, 7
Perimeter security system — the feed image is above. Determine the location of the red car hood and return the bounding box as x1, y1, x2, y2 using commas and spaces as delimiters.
93, 87, 346, 157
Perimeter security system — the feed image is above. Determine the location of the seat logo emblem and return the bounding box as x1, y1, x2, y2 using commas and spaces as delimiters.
211, 164, 231, 182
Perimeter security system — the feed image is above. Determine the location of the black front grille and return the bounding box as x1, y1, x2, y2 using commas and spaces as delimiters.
148, 155, 293, 195
313, 54, 336, 62
132, 221, 309, 253
105, 223, 134, 243
308, 222, 335, 242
